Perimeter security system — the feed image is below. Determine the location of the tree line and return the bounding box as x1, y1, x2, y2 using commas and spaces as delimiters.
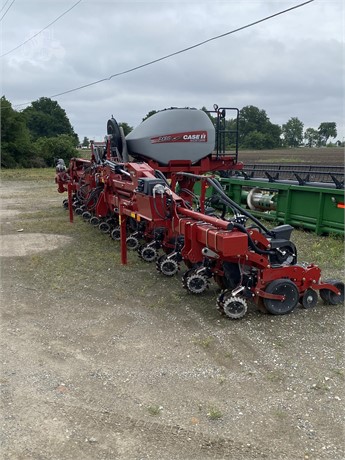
0, 96, 340, 168
1, 96, 78, 168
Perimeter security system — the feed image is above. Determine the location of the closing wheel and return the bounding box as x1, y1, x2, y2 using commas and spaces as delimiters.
320, 280, 344, 305
82, 211, 91, 221
126, 235, 140, 250
111, 226, 121, 241
99, 222, 110, 233
140, 246, 158, 263
182, 267, 196, 288
160, 258, 179, 277
263, 279, 299, 315
222, 296, 248, 320
300, 288, 318, 309
90, 216, 100, 227
186, 273, 208, 294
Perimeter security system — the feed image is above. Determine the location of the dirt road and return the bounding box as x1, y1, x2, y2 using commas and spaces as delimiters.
0, 176, 344, 459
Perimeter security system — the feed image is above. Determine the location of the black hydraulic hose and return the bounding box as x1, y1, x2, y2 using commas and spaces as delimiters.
176, 172, 273, 236
209, 177, 273, 236
230, 222, 275, 256
154, 169, 170, 187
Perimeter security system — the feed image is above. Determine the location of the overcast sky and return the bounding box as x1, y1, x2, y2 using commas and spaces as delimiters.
1, 0, 344, 143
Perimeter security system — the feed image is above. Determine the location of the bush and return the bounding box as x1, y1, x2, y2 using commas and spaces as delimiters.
34, 135, 77, 166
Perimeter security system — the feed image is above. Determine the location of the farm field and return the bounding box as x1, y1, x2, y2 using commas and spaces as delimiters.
238, 147, 344, 165
0, 161, 344, 460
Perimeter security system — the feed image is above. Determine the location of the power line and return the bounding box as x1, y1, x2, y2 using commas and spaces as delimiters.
0, 0, 11, 14
1, 0, 82, 58
0, 0, 15, 22
12, 0, 314, 109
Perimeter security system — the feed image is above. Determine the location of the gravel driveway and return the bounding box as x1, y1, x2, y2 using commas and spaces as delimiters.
0, 176, 344, 460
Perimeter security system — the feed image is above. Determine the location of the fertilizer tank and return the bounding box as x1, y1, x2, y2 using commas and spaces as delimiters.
125, 107, 216, 165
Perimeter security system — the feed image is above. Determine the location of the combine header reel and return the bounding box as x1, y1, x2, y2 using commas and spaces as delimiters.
55, 106, 344, 319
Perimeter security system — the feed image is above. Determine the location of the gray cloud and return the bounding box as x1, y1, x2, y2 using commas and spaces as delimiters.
1, 0, 344, 142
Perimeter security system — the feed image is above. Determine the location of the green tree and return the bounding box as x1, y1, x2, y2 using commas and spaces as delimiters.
0, 96, 34, 167
201, 106, 216, 124
34, 134, 77, 167
318, 122, 337, 146
304, 128, 320, 147
243, 131, 266, 150
82, 136, 89, 147
23, 97, 78, 143
142, 110, 157, 122
282, 117, 304, 147
239, 105, 281, 149
119, 122, 133, 136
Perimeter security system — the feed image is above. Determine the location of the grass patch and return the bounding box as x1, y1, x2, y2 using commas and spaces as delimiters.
259, 157, 305, 164
292, 231, 344, 274
193, 336, 213, 349
332, 368, 344, 380
207, 407, 223, 420
1, 168, 55, 181
147, 405, 162, 416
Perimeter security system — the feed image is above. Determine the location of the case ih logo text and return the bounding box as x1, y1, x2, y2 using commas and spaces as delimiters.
151, 131, 207, 144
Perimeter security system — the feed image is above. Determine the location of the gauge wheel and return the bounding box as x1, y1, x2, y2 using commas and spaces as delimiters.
263, 279, 299, 315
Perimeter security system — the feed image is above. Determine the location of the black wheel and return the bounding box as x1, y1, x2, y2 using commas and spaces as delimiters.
320, 280, 344, 305
223, 296, 248, 319
186, 273, 208, 294
62, 199, 69, 209
90, 216, 100, 227
75, 207, 83, 215
300, 288, 318, 309
126, 235, 140, 250
263, 279, 299, 315
111, 227, 121, 241
140, 246, 158, 263
107, 117, 123, 158
328, 282, 344, 305
99, 222, 110, 234
182, 267, 196, 288
160, 258, 179, 277
82, 211, 91, 221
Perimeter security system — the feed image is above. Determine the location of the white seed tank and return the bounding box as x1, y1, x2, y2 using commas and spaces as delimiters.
125, 107, 215, 165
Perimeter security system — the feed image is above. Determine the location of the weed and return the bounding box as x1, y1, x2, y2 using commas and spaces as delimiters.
332, 368, 344, 379
147, 405, 162, 416
207, 407, 223, 420
193, 336, 213, 349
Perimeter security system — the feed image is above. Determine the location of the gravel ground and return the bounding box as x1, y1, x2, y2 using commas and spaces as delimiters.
0, 176, 344, 460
